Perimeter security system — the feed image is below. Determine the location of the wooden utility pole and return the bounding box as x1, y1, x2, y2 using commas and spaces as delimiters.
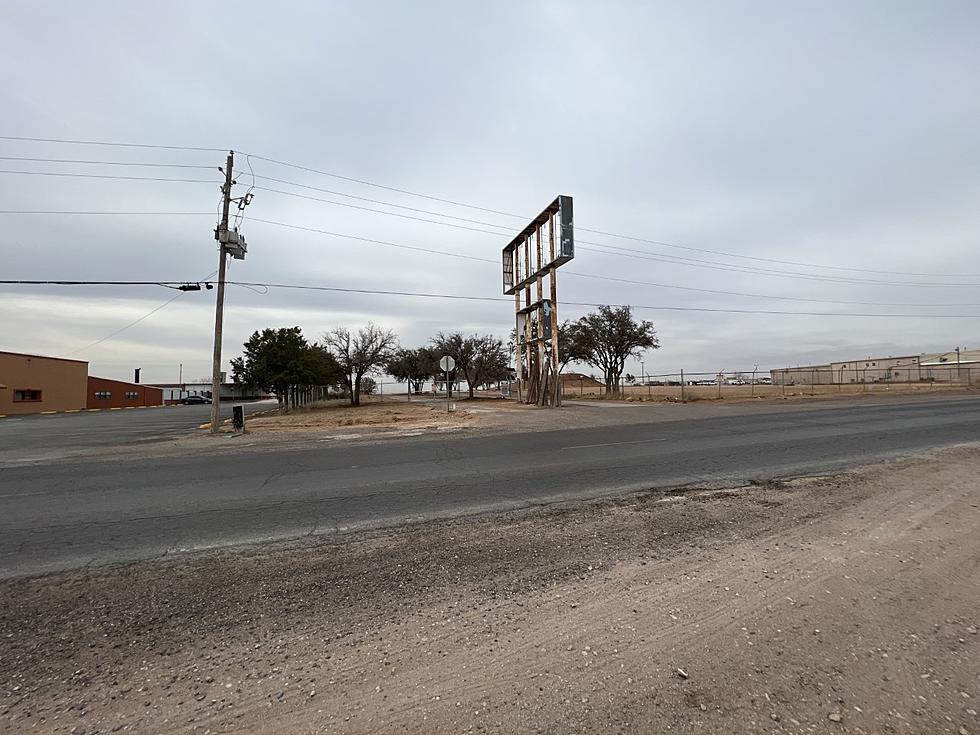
210, 151, 234, 435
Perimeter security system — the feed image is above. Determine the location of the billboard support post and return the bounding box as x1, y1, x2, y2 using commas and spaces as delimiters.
502, 195, 574, 407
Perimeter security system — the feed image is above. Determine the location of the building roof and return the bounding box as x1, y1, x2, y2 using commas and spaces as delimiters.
0, 350, 88, 365
89, 375, 161, 390
918, 349, 980, 366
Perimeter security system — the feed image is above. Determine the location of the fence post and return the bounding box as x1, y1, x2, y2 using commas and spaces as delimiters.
680, 369, 686, 402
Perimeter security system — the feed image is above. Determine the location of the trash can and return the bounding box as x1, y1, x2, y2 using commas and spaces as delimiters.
232, 405, 245, 432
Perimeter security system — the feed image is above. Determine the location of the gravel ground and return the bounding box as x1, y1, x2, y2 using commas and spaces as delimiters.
1, 445, 978, 734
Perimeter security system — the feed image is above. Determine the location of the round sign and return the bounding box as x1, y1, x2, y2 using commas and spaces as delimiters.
439, 355, 455, 372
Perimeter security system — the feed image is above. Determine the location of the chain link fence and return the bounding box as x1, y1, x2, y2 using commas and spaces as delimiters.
558, 366, 979, 402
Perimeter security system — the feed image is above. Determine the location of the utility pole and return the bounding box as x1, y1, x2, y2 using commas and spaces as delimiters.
210, 151, 235, 435
203, 153, 250, 431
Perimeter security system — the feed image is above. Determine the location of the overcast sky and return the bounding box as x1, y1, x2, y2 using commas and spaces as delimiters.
2, 1, 979, 384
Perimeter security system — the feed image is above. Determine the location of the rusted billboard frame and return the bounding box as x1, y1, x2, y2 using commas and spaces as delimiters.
503, 195, 573, 407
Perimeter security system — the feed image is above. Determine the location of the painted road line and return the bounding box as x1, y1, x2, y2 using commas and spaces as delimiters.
40, 411, 57, 415
561, 438, 668, 450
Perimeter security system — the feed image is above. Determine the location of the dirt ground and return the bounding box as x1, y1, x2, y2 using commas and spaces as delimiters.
564, 381, 980, 403
211, 392, 980, 447
243, 399, 473, 434
2, 445, 978, 734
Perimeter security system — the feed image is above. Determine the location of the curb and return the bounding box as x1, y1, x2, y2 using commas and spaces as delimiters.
0, 404, 174, 419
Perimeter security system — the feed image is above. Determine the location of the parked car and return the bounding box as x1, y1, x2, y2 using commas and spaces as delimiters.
181, 395, 212, 405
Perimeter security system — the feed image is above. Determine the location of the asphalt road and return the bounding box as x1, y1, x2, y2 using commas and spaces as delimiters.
0, 400, 275, 460
1, 397, 977, 578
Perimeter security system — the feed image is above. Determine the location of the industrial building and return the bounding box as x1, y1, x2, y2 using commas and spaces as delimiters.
771, 349, 980, 386
0, 350, 164, 415
86, 377, 163, 409
0, 351, 88, 415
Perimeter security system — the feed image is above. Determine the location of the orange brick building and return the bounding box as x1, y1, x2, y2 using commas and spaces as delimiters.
86, 377, 163, 409
0, 351, 88, 415
0, 351, 165, 415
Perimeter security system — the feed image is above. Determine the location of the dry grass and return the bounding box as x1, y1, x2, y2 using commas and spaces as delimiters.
563, 381, 976, 402
245, 398, 473, 433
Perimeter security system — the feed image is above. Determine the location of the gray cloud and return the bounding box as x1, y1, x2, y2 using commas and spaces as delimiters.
2, 1, 979, 385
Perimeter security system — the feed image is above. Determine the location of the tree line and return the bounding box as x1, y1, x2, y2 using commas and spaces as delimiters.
231, 305, 658, 408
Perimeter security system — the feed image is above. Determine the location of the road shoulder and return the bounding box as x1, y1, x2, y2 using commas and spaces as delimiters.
2, 444, 977, 733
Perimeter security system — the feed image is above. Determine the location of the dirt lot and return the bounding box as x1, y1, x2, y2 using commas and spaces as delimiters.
2, 446, 978, 734
243, 399, 473, 434
564, 381, 980, 403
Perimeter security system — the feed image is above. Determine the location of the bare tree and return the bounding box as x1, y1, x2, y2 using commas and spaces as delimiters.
433, 332, 508, 399
323, 323, 398, 406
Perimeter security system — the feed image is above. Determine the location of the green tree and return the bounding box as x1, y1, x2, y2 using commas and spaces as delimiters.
323, 323, 398, 406
568, 306, 659, 395
231, 327, 342, 410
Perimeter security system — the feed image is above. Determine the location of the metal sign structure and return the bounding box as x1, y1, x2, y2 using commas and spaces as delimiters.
502, 195, 573, 406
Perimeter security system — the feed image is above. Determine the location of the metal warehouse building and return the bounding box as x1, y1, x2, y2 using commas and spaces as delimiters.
771, 349, 980, 386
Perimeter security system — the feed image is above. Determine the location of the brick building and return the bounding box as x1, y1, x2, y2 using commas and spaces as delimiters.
86, 376, 163, 409
0, 351, 88, 415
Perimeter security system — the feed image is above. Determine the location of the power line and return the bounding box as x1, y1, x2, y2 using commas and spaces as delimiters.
252, 186, 514, 236
241, 152, 524, 219
4, 139, 972, 279
0, 280, 207, 289
0, 272, 980, 309
0, 210, 213, 216
61, 292, 185, 357
249, 217, 499, 264
4, 141, 975, 281
0, 169, 219, 184
576, 242, 980, 288
61, 271, 217, 357
0, 156, 217, 169
215, 281, 980, 318
243, 149, 979, 278
4, 140, 977, 284
246, 217, 980, 299
6, 278, 979, 318
250, 175, 517, 229
0, 135, 225, 153
248, 181, 980, 286
574, 226, 976, 278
